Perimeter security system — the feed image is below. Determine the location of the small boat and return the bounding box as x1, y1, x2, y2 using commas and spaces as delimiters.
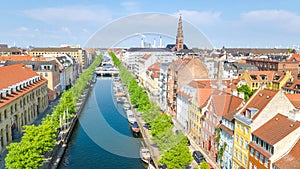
126, 110, 136, 124
116, 97, 127, 103
131, 122, 140, 133
123, 103, 131, 111
140, 148, 151, 164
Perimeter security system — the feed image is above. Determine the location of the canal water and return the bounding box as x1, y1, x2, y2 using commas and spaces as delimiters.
59, 78, 145, 169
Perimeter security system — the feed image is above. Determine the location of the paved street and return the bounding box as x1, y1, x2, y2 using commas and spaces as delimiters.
172, 119, 221, 169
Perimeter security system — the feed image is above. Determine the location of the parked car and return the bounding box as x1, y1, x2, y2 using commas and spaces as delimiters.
192, 151, 204, 164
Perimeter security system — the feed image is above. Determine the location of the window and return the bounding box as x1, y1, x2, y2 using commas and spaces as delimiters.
4, 110, 7, 119
0, 112, 2, 122
45, 72, 48, 77
255, 151, 259, 160
265, 158, 269, 167
250, 147, 254, 156
246, 127, 249, 134
244, 141, 248, 149
249, 162, 253, 169
238, 152, 242, 161
236, 134, 239, 142
243, 155, 247, 165
240, 137, 243, 146
260, 154, 264, 164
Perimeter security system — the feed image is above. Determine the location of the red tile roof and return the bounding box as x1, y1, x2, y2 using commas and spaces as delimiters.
287, 53, 300, 62
253, 113, 300, 145
273, 138, 300, 169
238, 88, 278, 120
0, 55, 46, 61
177, 90, 192, 100
211, 94, 243, 117
245, 71, 275, 82
285, 94, 300, 108
148, 62, 160, 71
0, 64, 40, 89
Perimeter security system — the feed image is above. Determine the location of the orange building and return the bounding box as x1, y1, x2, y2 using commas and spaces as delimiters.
0, 64, 48, 152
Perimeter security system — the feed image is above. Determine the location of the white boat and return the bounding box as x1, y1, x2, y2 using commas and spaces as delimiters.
126, 110, 136, 124
140, 148, 151, 164
123, 103, 131, 111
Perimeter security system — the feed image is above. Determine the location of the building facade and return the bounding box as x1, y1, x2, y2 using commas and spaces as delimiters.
0, 64, 48, 152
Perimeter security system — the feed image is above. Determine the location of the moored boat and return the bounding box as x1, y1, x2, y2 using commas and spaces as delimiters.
126, 110, 136, 124
140, 148, 151, 164
131, 122, 140, 133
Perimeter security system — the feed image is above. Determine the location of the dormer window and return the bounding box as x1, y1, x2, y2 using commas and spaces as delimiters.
260, 75, 267, 80
250, 75, 257, 80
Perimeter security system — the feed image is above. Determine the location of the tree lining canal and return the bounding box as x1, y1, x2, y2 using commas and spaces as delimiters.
59, 77, 145, 169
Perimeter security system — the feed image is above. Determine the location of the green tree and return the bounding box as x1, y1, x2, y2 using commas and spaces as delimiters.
237, 85, 256, 101
152, 129, 187, 152
194, 161, 211, 169
150, 114, 172, 136
159, 143, 192, 169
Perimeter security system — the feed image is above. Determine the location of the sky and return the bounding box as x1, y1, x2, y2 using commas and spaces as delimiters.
1, 0, 300, 48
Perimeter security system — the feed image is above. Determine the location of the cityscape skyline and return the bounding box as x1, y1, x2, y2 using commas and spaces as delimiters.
1, 0, 300, 48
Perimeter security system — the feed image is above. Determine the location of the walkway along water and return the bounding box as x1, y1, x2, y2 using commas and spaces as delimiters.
58, 78, 145, 169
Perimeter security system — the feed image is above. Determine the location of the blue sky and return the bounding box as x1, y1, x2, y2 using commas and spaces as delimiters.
1, 0, 300, 48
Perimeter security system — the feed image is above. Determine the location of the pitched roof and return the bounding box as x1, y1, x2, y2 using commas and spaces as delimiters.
177, 90, 192, 100
148, 62, 160, 71
285, 94, 300, 108
239, 89, 278, 120
273, 139, 300, 169
211, 94, 243, 117
0, 64, 40, 89
197, 88, 214, 108
287, 53, 300, 62
245, 71, 275, 82
0, 55, 46, 61
252, 113, 300, 145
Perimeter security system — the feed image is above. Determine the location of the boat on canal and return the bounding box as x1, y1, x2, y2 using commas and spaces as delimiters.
140, 148, 151, 164
131, 122, 140, 134
126, 110, 136, 124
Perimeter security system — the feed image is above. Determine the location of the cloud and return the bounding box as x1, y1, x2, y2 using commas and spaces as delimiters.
61, 27, 71, 34
240, 10, 300, 32
174, 10, 221, 26
17, 26, 29, 32
21, 6, 112, 24
120, 1, 139, 12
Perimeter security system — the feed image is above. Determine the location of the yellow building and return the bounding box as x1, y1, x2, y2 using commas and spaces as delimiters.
0, 64, 48, 152
232, 88, 295, 169
29, 47, 87, 70
243, 70, 292, 91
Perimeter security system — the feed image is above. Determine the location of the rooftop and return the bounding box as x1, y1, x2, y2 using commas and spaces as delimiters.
253, 113, 300, 145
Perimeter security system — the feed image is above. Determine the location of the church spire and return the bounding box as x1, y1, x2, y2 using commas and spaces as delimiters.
176, 13, 184, 51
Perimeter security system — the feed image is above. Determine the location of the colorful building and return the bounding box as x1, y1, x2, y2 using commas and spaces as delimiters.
232, 88, 295, 169
0, 64, 48, 152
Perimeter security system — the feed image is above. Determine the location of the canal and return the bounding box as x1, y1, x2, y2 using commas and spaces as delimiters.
59, 77, 145, 169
